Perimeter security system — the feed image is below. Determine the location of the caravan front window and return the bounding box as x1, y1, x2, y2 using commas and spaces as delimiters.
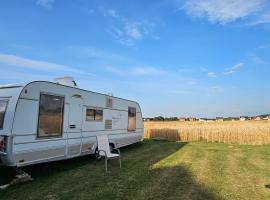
0, 101, 8, 129
37, 94, 64, 138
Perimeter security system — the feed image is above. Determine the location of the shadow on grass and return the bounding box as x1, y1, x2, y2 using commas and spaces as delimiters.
0, 142, 145, 185
0, 154, 95, 186
0, 164, 17, 186
0, 140, 220, 200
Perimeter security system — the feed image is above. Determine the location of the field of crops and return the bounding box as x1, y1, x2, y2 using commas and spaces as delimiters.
144, 120, 270, 145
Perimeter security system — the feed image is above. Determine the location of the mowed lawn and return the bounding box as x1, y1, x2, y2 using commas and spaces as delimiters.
1, 140, 270, 200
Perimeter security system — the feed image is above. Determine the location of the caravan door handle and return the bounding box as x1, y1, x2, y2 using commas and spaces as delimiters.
69, 125, 76, 129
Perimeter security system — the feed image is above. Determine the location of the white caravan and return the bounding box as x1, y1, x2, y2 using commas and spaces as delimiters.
0, 77, 143, 167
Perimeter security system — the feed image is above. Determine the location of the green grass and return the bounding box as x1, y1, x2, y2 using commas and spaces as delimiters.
1, 140, 270, 200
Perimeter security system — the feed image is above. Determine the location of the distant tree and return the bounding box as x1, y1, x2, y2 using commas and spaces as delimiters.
153, 116, 165, 121
150, 116, 178, 121
164, 117, 178, 121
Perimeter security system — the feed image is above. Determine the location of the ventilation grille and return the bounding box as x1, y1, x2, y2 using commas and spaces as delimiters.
105, 120, 112, 129
106, 98, 113, 108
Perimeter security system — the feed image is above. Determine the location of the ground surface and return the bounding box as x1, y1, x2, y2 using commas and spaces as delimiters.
1, 140, 270, 200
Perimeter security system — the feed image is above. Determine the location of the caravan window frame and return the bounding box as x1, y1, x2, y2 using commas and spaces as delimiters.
86, 107, 103, 121
128, 107, 136, 132
37, 93, 65, 139
0, 100, 8, 130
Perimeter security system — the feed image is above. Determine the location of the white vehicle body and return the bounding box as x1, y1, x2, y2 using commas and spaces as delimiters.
0, 79, 143, 167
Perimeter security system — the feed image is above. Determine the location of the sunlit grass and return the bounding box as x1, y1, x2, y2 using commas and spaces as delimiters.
1, 140, 270, 200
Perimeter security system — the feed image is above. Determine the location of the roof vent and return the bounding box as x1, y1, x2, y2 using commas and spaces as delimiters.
54, 77, 78, 88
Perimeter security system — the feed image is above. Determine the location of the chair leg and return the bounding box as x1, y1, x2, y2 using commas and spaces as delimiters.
105, 157, 108, 172
119, 156, 121, 168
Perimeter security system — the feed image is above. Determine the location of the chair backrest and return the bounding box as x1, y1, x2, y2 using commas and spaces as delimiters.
96, 134, 110, 156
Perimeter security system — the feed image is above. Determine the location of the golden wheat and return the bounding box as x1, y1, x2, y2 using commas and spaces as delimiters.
144, 120, 270, 145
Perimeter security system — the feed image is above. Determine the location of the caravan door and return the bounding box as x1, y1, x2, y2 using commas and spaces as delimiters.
67, 95, 83, 156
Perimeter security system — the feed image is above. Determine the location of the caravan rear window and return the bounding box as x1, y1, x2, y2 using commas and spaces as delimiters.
37, 94, 64, 138
0, 101, 8, 129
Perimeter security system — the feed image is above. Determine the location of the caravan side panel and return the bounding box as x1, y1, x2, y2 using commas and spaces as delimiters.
8, 81, 143, 167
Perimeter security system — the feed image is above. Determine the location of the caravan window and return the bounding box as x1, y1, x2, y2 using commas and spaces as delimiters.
37, 94, 64, 138
0, 101, 8, 129
128, 107, 136, 131
86, 108, 103, 121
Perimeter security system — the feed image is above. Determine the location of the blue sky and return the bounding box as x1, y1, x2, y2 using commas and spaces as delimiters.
0, 0, 270, 118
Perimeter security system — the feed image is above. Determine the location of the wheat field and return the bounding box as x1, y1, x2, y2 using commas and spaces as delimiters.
144, 120, 270, 145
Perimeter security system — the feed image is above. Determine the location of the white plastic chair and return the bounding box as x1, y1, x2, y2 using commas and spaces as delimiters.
96, 134, 121, 172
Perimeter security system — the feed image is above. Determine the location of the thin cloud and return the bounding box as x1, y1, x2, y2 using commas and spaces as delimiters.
258, 44, 270, 49
200, 67, 208, 72
208, 72, 217, 78
0, 68, 52, 83
0, 54, 94, 76
178, 68, 193, 73
105, 65, 166, 76
180, 0, 268, 24
67, 46, 126, 61
10, 44, 33, 50
232, 63, 244, 69
110, 22, 156, 46
107, 9, 119, 18
131, 67, 166, 76
169, 90, 192, 94
211, 86, 222, 92
36, 0, 55, 8
105, 9, 157, 46
105, 66, 124, 76
249, 12, 270, 25
187, 79, 198, 85
88, 9, 95, 15
224, 63, 244, 75
250, 54, 265, 64
224, 70, 235, 75
124, 23, 143, 40
108, 26, 133, 46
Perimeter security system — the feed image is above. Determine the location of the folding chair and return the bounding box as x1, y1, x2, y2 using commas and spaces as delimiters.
96, 134, 121, 172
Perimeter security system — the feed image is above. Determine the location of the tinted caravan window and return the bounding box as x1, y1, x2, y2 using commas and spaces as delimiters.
128, 107, 136, 131
86, 108, 103, 121
95, 109, 103, 121
0, 101, 8, 129
38, 94, 64, 138
86, 109, 95, 121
